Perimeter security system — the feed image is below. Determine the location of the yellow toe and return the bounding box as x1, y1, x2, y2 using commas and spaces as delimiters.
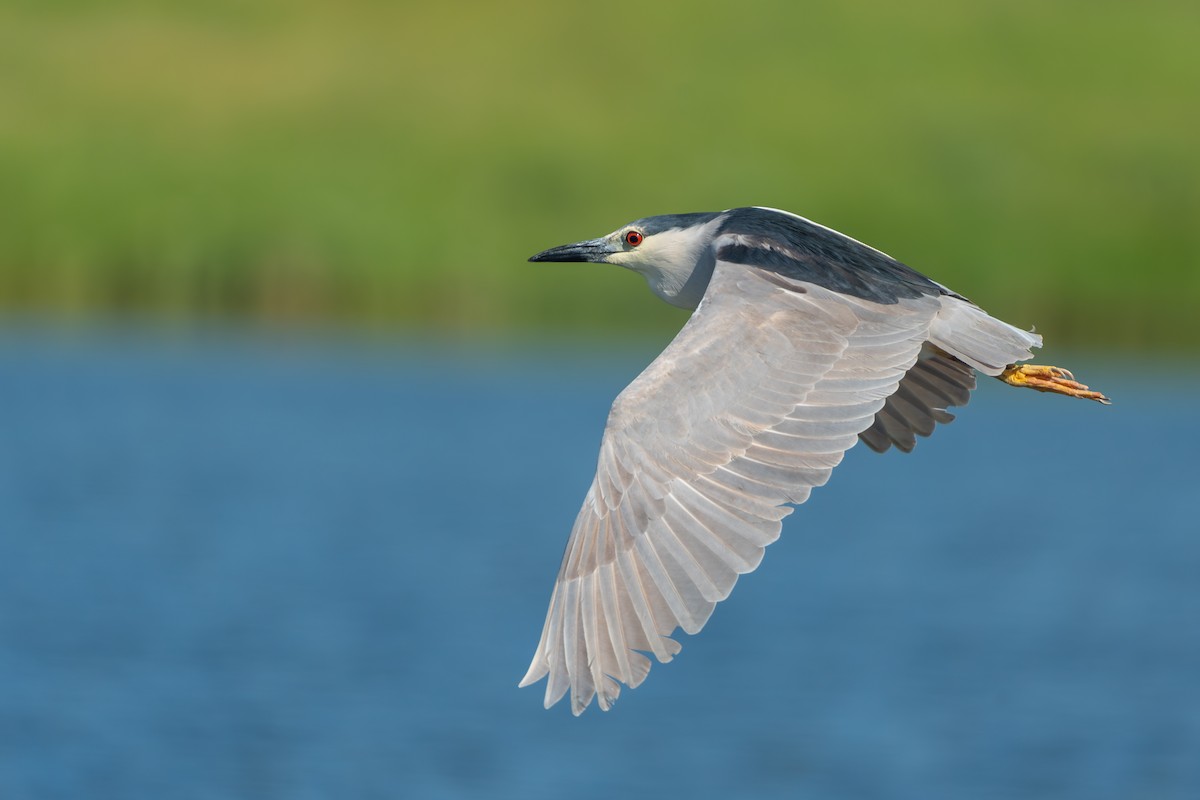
999, 364, 1111, 404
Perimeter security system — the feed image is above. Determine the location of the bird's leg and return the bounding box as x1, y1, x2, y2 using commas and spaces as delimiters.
998, 364, 1111, 404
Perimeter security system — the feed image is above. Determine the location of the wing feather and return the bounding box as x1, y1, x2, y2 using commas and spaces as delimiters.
858, 344, 978, 453
522, 260, 943, 713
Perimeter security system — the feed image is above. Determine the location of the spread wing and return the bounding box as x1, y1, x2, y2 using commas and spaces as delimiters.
519, 259, 946, 714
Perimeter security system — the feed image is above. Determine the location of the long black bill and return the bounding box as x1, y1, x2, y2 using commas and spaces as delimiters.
528, 238, 613, 263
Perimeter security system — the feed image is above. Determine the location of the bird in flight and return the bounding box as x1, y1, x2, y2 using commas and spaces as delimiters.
521, 206, 1108, 715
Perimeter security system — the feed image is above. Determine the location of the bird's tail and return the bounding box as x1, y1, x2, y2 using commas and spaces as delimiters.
928, 296, 1042, 376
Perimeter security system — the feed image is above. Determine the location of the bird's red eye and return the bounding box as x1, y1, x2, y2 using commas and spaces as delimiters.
625, 231, 643, 247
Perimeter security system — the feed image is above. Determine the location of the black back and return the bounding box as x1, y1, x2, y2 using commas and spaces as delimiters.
715, 207, 955, 304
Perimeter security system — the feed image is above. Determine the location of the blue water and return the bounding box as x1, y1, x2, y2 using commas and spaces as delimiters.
1, 327, 1197, 799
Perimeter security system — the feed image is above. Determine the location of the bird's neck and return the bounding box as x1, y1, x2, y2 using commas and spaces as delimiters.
640, 248, 716, 310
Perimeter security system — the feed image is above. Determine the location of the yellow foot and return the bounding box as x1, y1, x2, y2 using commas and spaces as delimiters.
999, 364, 1111, 404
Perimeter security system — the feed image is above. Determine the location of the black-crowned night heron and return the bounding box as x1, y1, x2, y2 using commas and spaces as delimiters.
521, 206, 1108, 715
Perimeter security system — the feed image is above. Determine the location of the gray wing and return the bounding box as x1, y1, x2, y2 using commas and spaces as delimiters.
520, 260, 946, 714
858, 345, 976, 453
855, 288, 1046, 453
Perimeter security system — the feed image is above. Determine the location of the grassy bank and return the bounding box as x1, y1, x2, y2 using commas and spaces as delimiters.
2, 1, 1197, 348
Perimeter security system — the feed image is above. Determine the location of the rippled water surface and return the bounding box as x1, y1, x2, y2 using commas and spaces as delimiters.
1, 328, 1197, 799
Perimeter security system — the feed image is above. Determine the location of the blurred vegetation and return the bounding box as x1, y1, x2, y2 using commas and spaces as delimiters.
1, 0, 1197, 349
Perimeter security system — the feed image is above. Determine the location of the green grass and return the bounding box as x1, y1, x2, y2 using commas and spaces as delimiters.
2, 0, 1198, 349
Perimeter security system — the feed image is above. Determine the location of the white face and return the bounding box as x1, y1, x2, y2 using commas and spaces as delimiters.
605, 225, 706, 274
602, 216, 724, 308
